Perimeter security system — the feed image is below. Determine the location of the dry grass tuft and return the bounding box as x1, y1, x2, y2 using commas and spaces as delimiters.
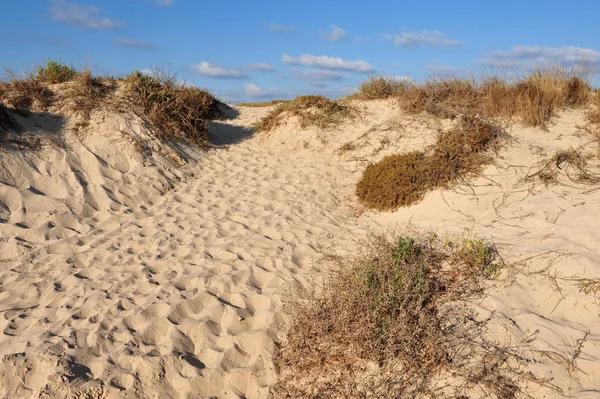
356, 115, 504, 210
1, 70, 54, 112
68, 71, 115, 129
34, 59, 77, 84
588, 90, 600, 126
272, 232, 516, 398
124, 71, 223, 145
354, 75, 407, 100
522, 148, 600, 186
253, 95, 355, 133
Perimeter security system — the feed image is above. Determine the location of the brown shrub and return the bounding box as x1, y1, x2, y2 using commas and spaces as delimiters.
237, 99, 289, 107
588, 90, 600, 126
272, 233, 515, 398
125, 71, 223, 145
253, 95, 355, 133
392, 67, 593, 129
356, 116, 503, 210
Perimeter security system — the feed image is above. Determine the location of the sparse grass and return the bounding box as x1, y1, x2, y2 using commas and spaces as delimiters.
356, 115, 504, 210
124, 70, 224, 145
237, 99, 289, 107
521, 148, 600, 186
354, 75, 407, 100
33, 59, 77, 84
272, 232, 515, 398
252, 95, 355, 133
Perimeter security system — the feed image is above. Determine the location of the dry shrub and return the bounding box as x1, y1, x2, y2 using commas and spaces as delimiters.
34, 59, 77, 84
356, 115, 504, 210
521, 148, 600, 186
125, 71, 223, 145
272, 233, 515, 398
237, 99, 289, 107
68, 71, 114, 128
393, 66, 593, 129
588, 90, 600, 126
1, 70, 53, 112
355, 75, 407, 100
253, 95, 355, 133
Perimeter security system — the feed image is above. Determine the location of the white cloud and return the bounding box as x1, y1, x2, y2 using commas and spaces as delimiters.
115, 37, 155, 50
320, 25, 348, 42
383, 30, 463, 48
191, 62, 248, 79
269, 23, 295, 32
156, 0, 175, 5
478, 46, 600, 68
281, 53, 375, 73
244, 63, 276, 72
355, 37, 367, 43
292, 69, 347, 82
48, 0, 125, 29
244, 84, 293, 98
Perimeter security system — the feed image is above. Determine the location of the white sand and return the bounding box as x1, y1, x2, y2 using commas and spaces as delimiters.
0, 101, 599, 398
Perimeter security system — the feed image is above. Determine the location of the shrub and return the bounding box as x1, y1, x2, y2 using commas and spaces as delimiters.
253, 95, 355, 133
1, 71, 53, 112
125, 71, 223, 145
34, 59, 77, 84
356, 115, 503, 210
589, 90, 600, 126
237, 99, 289, 107
390, 66, 593, 128
68, 71, 114, 129
272, 233, 515, 398
355, 75, 407, 100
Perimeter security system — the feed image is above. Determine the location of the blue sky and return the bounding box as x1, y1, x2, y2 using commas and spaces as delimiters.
2, 0, 600, 103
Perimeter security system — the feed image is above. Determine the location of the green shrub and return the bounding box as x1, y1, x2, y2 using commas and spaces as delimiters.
34, 59, 77, 84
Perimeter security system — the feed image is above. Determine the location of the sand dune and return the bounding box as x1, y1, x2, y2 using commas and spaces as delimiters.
0, 100, 599, 398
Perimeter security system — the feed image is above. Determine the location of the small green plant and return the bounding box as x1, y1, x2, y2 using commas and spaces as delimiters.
34, 59, 77, 83
273, 232, 516, 398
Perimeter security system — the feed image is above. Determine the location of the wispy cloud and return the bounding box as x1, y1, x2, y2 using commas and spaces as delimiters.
48, 0, 125, 29
191, 61, 248, 79
244, 63, 276, 72
425, 65, 460, 77
114, 37, 155, 50
244, 84, 294, 98
292, 69, 347, 84
282, 53, 375, 73
269, 23, 295, 32
320, 25, 348, 42
156, 0, 175, 5
355, 37, 368, 43
478, 46, 600, 68
384, 30, 463, 48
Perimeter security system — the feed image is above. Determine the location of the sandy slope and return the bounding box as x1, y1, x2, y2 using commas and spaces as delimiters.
0, 101, 599, 398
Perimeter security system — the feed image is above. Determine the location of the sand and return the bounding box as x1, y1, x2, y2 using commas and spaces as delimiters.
0, 100, 599, 398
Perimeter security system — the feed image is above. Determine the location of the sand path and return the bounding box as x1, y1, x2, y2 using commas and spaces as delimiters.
0, 108, 363, 398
